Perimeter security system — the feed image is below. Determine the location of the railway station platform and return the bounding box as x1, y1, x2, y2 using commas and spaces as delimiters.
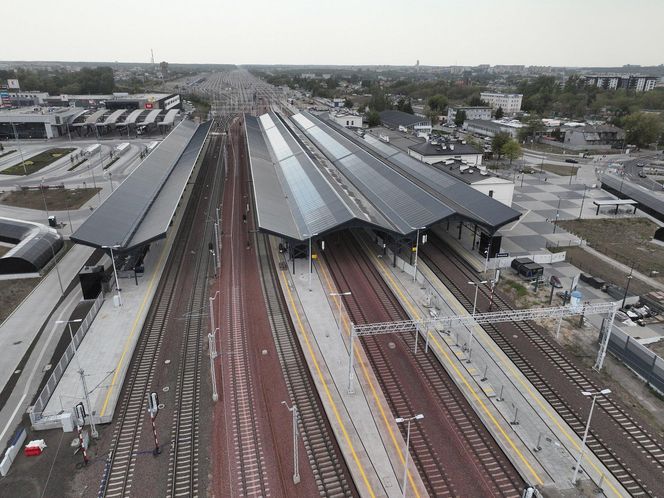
353, 230, 629, 497
36, 237, 171, 428
272, 239, 427, 498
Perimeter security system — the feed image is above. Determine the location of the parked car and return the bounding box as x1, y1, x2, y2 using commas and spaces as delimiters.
636, 162, 646, 167
565, 158, 579, 164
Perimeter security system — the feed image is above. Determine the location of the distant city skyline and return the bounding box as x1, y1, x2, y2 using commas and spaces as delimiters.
2, 0, 663, 68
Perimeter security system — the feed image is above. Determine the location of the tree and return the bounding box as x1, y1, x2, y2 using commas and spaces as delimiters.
367, 110, 381, 127
428, 94, 448, 113
517, 115, 545, 142
426, 110, 440, 127
469, 95, 486, 107
622, 112, 663, 148
402, 99, 414, 114
369, 88, 390, 112
454, 110, 467, 127
358, 104, 367, 113
501, 139, 522, 166
494, 106, 504, 120
491, 132, 511, 159
343, 98, 353, 108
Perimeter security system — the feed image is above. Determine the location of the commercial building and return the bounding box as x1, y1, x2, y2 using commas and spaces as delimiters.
447, 106, 492, 123
329, 110, 363, 128
463, 119, 523, 138
584, 74, 659, 92
480, 92, 523, 115
43, 93, 181, 111
379, 110, 431, 133
408, 140, 483, 166
561, 124, 625, 149
0, 107, 83, 139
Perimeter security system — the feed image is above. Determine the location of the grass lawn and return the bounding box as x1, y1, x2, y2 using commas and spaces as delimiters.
557, 218, 664, 278
0, 187, 101, 210
1, 148, 76, 175
539, 163, 579, 176
551, 246, 656, 296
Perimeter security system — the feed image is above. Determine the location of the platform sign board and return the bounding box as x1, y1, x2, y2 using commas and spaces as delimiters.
571, 273, 580, 291
7, 79, 20, 89
496, 252, 509, 258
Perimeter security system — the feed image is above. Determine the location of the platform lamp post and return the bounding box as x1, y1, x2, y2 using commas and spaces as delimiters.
46, 236, 65, 295
410, 227, 426, 283
329, 291, 351, 337
282, 401, 300, 484
303, 233, 318, 291
56, 319, 98, 439
395, 413, 424, 498
466, 280, 487, 363
572, 389, 611, 485
102, 244, 123, 307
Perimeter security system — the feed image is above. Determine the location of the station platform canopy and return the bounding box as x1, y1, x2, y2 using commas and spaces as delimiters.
71, 119, 212, 252
246, 111, 520, 243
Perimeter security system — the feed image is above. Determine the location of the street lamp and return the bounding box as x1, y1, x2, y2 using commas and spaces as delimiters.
411, 227, 426, 283
572, 389, 611, 485
282, 401, 300, 484
329, 291, 351, 336
395, 413, 424, 498
56, 319, 98, 438
40, 177, 50, 219
102, 244, 123, 307
552, 198, 562, 234
11, 122, 27, 175
621, 265, 634, 308
466, 280, 487, 363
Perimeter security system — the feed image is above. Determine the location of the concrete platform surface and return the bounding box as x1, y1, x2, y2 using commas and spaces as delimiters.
356, 231, 628, 498
40, 237, 170, 427
275, 242, 427, 498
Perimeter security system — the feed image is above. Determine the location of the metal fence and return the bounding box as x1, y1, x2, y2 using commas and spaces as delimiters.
601, 325, 664, 395
29, 292, 105, 425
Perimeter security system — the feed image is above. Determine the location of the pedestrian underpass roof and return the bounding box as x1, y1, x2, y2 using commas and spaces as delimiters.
70, 119, 212, 252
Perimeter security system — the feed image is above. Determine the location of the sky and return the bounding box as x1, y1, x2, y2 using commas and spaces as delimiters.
3, 0, 663, 67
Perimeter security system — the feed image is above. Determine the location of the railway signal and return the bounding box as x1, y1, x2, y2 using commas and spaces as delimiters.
147, 392, 161, 456
74, 402, 89, 466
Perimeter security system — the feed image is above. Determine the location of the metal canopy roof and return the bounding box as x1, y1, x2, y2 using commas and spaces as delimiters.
292, 112, 464, 232
123, 109, 144, 125
71, 119, 211, 252
158, 109, 179, 127
600, 173, 664, 217
140, 109, 162, 126
329, 120, 521, 229
246, 114, 357, 240
0, 217, 63, 274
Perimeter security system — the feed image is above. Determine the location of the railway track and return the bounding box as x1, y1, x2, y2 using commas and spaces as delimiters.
323, 233, 524, 497
421, 233, 664, 497
165, 133, 224, 497
98, 134, 220, 498
254, 232, 356, 497
222, 120, 270, 497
